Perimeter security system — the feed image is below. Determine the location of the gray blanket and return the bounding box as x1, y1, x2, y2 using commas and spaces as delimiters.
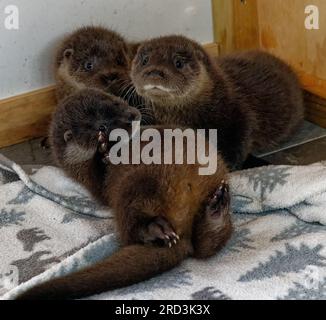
0, 154, 326, 300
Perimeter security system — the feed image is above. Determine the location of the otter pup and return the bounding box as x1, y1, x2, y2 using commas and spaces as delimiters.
55, 26, 141, 107
41, 26, 142, 148
17, 89, 232, 300
130, 36, 304, 169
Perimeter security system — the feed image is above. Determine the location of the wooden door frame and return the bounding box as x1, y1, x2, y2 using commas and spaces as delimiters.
211, 0, 260, 54
211, 0, 326, 128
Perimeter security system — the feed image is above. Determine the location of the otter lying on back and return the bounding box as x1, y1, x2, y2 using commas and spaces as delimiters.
130, 36, 304, 169
17, 89, 232, 300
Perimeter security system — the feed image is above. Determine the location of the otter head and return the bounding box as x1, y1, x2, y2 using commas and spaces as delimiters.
50, 89, 141, 166
56, 26, 133, 97
130, 35, 211, 106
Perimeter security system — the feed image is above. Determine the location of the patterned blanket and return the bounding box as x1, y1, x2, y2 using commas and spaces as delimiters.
0, 153, 326, 300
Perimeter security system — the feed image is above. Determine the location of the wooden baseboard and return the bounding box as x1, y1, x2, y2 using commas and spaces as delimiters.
0, 86, 57, 148
298, 71, 326, 102
0, 42, 325, 148
304, 91, 326, 129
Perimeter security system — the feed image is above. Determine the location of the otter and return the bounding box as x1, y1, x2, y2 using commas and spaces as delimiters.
130, 35, 304, 170
55, 26, 142, 108
17, 89, 232, 300
41, 26, 143, 148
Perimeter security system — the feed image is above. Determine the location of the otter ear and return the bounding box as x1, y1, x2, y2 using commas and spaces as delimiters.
64, 130, 73, 143
130, 43, 141, 59
63, 49, 74, 59
195, 49, 208, 64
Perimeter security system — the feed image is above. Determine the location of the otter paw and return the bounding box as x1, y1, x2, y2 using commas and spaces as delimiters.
97, 129, 108, 154
206, 180, 230, 218
142, 217, 179, 248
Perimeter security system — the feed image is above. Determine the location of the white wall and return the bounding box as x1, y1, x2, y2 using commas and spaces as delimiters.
0, 0, 213, 99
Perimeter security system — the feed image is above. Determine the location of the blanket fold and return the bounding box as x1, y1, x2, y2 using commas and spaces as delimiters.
0, 154, 325, 300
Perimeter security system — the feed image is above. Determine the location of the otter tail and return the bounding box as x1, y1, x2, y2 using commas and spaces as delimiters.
16, 240, 191, 300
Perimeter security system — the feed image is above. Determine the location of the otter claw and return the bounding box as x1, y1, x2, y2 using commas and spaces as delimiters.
206, 181, 230, 218
102, 153, 110, 164
142, 217, 179, 248
98, 132, 106, 143
98, 131, 108, 154
99, 142, 107, 153
162, 231, 180, 248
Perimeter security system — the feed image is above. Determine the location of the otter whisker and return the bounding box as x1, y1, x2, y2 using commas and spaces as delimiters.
118, 83, 132, 97
123, 85, 135, 103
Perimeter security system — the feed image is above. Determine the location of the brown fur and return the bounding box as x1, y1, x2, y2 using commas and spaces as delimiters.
17, 89, 232, 300
130, 35, 305, 169
54, 26, 140, 106
42, 26, 142, 149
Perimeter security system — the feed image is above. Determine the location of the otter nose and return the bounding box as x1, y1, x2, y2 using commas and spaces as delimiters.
101, 73, 119, 83
98, 125, 107, 132
145, 69, 165, 79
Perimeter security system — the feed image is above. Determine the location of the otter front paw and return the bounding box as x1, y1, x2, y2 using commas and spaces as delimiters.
206, 180, 230, 218
98, 126, 108, 153
97, 127, 111, 163
141, 217, 179, 248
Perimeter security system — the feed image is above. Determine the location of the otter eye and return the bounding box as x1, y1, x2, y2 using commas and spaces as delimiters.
174, 57, 185, 69
116, 56, 126, 66
84, 61, 94, 71
141, 54, 149, 66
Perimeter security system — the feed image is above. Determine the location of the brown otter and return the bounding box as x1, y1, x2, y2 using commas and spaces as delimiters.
41, 26, 143, 148
130, 35, 304, 170
17, 89, 232, 300
55, 26, 142, 108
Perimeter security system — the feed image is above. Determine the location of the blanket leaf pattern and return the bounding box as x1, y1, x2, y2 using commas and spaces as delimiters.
1, 157, 326, 300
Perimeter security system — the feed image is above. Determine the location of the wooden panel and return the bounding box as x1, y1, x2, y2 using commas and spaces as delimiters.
232, 0, 260, 51
212, 0, 326, 126
212, 0, 234, 54
257, 0, 326, 99
0, 86, 57, 148
204, 42, 220, 57
298, 70, 326, 100
212, 0, 260, 54
304, 91, 326, 128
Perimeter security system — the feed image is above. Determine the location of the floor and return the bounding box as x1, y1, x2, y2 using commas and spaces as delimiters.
1, 138, 53, 167
1, 121, 326, 167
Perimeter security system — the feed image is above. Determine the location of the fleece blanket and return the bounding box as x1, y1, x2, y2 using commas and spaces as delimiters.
0, 153, 326, 300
